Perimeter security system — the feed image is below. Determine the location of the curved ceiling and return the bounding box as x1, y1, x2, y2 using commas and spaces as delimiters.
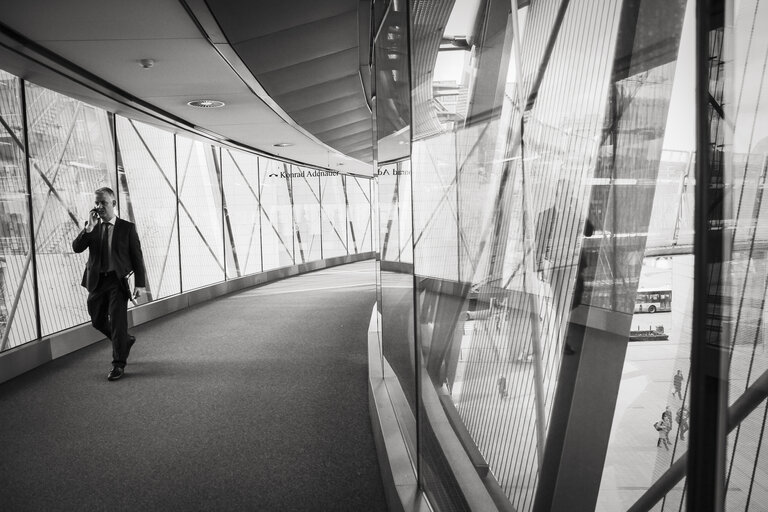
0, 0, 374, 175
204, 0, 374, 164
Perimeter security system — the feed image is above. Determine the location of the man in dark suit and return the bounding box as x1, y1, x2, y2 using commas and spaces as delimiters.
72, 187, 147, 381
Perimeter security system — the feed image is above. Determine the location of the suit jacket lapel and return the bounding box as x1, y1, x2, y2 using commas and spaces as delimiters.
112, 218, 122, 245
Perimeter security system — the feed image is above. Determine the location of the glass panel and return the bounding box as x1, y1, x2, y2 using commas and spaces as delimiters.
396, 161, 412, 264
412, 132, 458, 280
320, 172, 348, 258
0, 71, 37, 351
377, 162, 418, 464
26, 83, 116, 336
721, 1, 768, 510
404, 0, 694, 510
176, 136, 224, 290
115, 116, 180, 300
377, 163, 401, 263
221, 148, 262, 277
347, 176, 373, 254
291, 167, 322, 263
374, 0, 417, 488
259, 157, 294, 269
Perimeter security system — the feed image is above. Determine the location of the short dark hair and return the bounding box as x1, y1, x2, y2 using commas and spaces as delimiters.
95, 187, 115, 199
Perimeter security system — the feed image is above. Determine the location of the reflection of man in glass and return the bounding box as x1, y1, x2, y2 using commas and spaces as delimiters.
72, 187, 147, 381
534, 179, 593, 316
535, 180, 572, 314
497, 375, 508, 399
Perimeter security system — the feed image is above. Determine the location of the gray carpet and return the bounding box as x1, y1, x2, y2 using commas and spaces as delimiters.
0, 261, 387, 511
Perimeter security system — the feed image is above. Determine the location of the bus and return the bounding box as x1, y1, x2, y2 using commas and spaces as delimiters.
634, 288, 672, 313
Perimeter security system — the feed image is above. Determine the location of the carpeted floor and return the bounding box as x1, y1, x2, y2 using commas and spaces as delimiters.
0, 261, 387, 511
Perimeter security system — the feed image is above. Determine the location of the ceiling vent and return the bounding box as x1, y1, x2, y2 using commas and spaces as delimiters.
187, 99, 226, 108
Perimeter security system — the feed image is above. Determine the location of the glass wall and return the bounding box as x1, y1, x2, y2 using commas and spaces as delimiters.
177, 138, 224, 290
347, 175, 374, 254
372, 0, 768, 510
291, 167, 322, 263
26, 83, 116, 337
0, 67, 372, 354
715, 1, 768, 510
0, 71, 36, 351
116, 116, 180, 299
374, 0, 420, 489
320, 173, 349, 258
221, 148, 262, 278
259, 157, 294, 270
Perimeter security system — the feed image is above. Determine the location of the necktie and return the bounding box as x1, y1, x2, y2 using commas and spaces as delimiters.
100, 222, 111, 272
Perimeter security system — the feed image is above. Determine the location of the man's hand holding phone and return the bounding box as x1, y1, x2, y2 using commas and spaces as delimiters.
85, 208, 100, 232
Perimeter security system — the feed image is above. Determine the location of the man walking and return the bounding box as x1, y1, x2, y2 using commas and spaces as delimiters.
673, 369, 684, 399
72, 187, 147, 381
497, 375, 508, 399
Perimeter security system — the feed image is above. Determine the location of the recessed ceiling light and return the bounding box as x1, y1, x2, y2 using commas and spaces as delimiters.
273, 142, 293, 147
187, 99, 226, 108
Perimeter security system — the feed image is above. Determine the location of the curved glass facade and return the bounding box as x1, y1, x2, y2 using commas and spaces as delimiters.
372, 0, 768, 510
0, 67, 372, 353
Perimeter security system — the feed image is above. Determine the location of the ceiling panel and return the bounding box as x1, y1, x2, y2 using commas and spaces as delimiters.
257, 48, 359, 96
144, 93, 276, 126
205, 0, 355, 42
302, 108, 371, 134
232, 10, 358, 74
0, 0, 199, 41
0, 0, 373, 170
206, 0, 372, 162
291, 95, 367, 125
315, 119, 374, 141
274, 74, 362, 112
42, 39, 248, 97
347, 148, 372, 160
328, 130, 373, 148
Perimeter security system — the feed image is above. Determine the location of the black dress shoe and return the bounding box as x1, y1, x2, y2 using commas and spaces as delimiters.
107, 367, 124, 381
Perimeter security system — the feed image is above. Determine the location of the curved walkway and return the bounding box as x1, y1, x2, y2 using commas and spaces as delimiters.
0, 261, 386, 511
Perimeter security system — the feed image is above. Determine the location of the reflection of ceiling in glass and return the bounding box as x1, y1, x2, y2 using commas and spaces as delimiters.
375, 2, 411, 162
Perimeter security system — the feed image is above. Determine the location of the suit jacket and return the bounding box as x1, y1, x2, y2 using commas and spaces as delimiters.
72, 217, 147, 293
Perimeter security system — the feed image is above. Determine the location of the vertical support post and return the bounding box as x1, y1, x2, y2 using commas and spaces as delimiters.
319, 174, 324, 259
289, 166, 295, 264
370, 177, 374, 253
111, 112, 119, 214
218, 147, 226, 279
454, 131, 461, 282
688, 0, 728, 510
20, 78, 42, 342
287, 166, 303, 264
345, 175, 350, 254
174, 134, 182, 293
257, 157, 264, 273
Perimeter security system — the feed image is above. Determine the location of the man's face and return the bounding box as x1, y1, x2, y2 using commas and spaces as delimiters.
94, 192, 116, 220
